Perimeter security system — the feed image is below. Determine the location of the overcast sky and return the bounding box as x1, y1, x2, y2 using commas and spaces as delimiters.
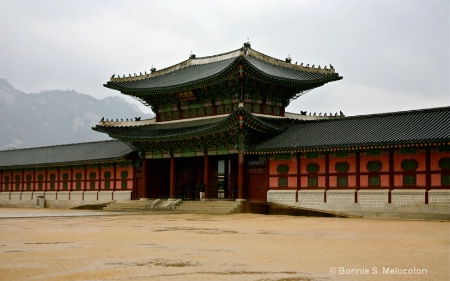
0, 0, 448, 116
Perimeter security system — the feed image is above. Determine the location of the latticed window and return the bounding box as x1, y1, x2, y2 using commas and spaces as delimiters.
367, 161, 382, 172
439, 158, 450, 170
306, 163, 320, 187
278, 177, 288, 187
335, 162, 350, 173
401, 159, 418, 171
335, 162, 349, 187
441, 175, 450, 185
306, 163, 320, 173
439, 158, 450, 186
403, 175, 416, 186
104, 171, 112, 189
402, 159, 418, 186
121, 171, 128, 189
26, 175, 32, 190
4, 175, 10, 191
369, 176, 380, 186
277, 164, 289, 174
89, 172, 96, 189
75, 172, 83, 190
308, 176, 318, 187
337, 176, 348, 187
62, 173, 69, 190
367, 161, 382, 187
15, 175, 21, 191
49, 174, 56, 190
37, 174, 44, 190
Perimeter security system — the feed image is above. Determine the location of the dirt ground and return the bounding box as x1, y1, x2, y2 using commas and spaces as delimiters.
0, 208, 448, 281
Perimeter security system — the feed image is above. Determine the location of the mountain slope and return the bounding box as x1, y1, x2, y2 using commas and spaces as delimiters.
0, 78, 153, 149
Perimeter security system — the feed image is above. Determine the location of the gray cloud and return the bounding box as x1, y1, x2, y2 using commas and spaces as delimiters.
0, 0, 448, 116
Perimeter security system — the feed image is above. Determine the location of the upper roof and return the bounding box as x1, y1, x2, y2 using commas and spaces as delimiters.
247, 107, 450, 153
0, 140, 135, 169
104, 44, 342, 99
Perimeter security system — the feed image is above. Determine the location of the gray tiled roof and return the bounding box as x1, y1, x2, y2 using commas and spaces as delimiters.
247, 107, 450, 153
93, 108, 287, 141
105, 47, 341, 94
0, 140, 135, 169
107, 58, 236, 92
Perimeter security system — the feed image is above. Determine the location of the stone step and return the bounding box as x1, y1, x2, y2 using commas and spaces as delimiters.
103, 200, 241, 214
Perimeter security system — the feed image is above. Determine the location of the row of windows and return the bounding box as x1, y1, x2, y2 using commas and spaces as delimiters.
1, 171, 130, 191
305, 158, 450, 174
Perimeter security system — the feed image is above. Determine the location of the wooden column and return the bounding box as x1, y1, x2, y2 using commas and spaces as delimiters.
296, 154, 301, 202
237, 151, 245, 201
141, 158, 148, 199
203, 154, 210, 200
425, 148, 431, 204
324, 153, 329, 203
388, 149, 394, 203
169, 156, 176, 199
224, 158, 229, 198
355, 152, 360, 203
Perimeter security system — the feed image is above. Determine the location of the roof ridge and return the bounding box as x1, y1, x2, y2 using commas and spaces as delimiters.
109, 48, 243, 83
107, 43, 338, 83
0, 139, 121, 153
298, 106, 450, 125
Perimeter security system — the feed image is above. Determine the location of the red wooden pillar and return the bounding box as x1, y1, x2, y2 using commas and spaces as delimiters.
355, 152, 360, 203
296, 154, 301, 202
141, 158, 148, 199
388, 150, 394, 203
170, 156, 176, 199
224, 158, 230, 198
237, 151, 246, 201
425, 148, 431, 204
203, 154, 210, 200
324, 153, 329, 203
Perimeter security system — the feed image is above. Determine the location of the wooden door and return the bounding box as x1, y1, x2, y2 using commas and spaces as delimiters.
247, 167, 268, 202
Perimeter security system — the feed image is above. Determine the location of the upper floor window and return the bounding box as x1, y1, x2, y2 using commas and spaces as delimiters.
401, 159, 418, 186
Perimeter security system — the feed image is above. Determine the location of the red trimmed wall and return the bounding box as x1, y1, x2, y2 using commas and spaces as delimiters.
266, 148, 450, 191
0, 163, 135, 193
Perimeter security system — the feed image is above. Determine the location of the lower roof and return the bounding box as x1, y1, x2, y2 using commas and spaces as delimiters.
1, 107, 448, 170
0, 140, 135, 169
247, 106, 450, 153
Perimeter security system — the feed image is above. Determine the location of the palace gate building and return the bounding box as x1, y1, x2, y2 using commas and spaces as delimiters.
1, 43, 449, 218
92, 42, 342, 202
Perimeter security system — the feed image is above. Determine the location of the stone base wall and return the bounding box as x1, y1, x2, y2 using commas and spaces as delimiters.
268, 189, 450, 220
298, 190, 324, 207
0, 191, 132, 209
326, 190, 355, 206
391, 189, 425, 208
357, 190, 389, 207
428, 190, 450, 208
267, 190, 296, 205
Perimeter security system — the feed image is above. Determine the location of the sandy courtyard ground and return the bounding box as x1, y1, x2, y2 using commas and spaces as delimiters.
0, 208, 448, 281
